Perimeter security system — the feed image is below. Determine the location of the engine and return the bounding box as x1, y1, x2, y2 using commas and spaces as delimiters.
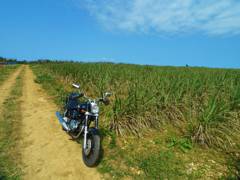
65, 109, 81, 131
69, 119, 80, 131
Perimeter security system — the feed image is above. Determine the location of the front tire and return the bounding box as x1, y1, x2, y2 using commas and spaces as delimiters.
82, 128, 100, 167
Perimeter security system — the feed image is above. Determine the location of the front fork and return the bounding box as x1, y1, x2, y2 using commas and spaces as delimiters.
83, 114, 99, 150
83, 114, 89, 149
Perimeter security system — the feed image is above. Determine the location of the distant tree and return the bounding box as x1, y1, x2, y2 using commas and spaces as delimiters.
19, 60, 27, 64
0, 56, 7, 62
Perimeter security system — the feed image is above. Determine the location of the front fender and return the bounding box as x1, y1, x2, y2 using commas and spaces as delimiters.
88, 127, 99, 135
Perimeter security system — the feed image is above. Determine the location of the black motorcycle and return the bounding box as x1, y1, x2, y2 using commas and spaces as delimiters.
56, 83, 111, 167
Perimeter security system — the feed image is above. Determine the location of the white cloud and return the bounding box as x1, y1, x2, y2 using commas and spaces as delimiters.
81, 0, 240, 35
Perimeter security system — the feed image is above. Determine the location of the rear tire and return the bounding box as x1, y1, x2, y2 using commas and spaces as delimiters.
82, 128, 100, 167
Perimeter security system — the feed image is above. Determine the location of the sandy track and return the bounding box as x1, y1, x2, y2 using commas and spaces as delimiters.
0, 66, 23, 112
20, 66, 101, 180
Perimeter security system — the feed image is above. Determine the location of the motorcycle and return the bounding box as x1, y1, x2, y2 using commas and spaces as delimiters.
56, 83, 111, 167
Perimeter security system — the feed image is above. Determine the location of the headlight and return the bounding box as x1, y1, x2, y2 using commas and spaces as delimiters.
91, 102, 99, 114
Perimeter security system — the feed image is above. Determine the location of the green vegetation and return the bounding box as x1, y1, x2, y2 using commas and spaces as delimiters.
31, 62, 240, 179
167, 136, 192, 153
0, 70, 24, 179
0, 65, 18, 85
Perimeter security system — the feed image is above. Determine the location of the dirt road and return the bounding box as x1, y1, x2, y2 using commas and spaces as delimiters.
0, 66, 23, 112
19, 66, 101, 180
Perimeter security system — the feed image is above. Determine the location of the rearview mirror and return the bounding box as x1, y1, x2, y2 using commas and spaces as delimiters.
104, 92, 112, 97
103, 97, 110, 105
72, 83, 80, 89
102, 92, 111, 105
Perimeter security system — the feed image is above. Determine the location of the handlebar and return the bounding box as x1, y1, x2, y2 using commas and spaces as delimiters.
72, 83, 111, 105
80, 92, 111, 106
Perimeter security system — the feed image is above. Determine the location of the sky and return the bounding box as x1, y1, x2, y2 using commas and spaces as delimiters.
0, 0, 240, 68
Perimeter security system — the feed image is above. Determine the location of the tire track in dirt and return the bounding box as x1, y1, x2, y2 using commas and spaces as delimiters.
20, 66, 101, 180
0, 66, 23, 112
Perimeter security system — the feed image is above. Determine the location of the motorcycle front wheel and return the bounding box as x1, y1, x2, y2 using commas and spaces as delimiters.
82, 128, 100, 167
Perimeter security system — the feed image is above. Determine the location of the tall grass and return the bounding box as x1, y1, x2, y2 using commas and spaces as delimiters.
31, 62, 240, 149
0, 70, 23, 179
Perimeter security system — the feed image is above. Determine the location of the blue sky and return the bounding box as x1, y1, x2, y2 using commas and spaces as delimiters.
0, 0, 240, 68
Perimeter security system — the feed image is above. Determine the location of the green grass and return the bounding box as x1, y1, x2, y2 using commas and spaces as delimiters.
0, 65, 18, 85
30, 62, 240, 179
97, 127, 231, 179
137, 151, 184, 179
0, 70, 24, 179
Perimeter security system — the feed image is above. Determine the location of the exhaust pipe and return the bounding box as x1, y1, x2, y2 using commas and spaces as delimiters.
56, 111, 70, 131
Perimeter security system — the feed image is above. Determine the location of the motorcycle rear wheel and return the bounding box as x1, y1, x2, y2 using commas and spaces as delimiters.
82, 128, 100, 167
